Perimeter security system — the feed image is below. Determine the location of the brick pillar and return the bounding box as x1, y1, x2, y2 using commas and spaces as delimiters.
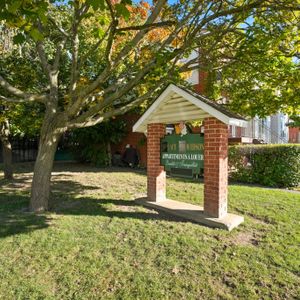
147, 123, 166, 202
204, 117, 228, 218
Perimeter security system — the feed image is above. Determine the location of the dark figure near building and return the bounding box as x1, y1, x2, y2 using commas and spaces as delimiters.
112, 151, 122, 166
122, 144, 139, 167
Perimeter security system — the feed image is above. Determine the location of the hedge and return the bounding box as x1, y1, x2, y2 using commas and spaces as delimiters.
228, 144, 300, 188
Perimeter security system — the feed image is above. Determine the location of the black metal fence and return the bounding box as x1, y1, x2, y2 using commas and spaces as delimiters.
0, 137, 39, 163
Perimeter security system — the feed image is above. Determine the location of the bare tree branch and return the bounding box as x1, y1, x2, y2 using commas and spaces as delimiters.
105, 22, 117, 65
69, 1, 90, 97
0, 94, 45, 103
48, 16, 69, 38
75, 0, 167, 102
69, 2, 81, 96
68, 84, 161, 129
116, 21, 175, 32
36, 41, 51, 77
53, 37, 68, 72
0, 75, 46, 103
104, 0, 120, 65
78, 23, 113, 70
69, 58, 157, 122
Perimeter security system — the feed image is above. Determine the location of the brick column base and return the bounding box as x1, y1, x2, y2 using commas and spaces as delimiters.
147, 123, 166, 201
204, 117, 228, 218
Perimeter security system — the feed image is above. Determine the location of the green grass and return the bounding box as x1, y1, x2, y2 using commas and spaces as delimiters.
0, 163, 299, 299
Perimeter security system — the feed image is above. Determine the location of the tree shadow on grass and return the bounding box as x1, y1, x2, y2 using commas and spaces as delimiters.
0, 162, 147, 176
51, 196, 188, 223
0, 193, 51, 239
0, 175, 101, 239
0, 174, 101, 195
0, 176, 189, 239
0, 196, 188, 239
0, 212, 51, 239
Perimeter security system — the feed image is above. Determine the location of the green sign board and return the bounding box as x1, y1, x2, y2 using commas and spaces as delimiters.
161, 134, 204, 178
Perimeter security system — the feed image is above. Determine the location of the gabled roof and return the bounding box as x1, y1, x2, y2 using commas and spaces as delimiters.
133, 84, 248, 133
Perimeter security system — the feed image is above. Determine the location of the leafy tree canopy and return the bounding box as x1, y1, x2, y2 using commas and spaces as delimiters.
287, 115, 300, 127
202, 5, 300, 118
1, 0, 299, 124
0, 32, 44, 137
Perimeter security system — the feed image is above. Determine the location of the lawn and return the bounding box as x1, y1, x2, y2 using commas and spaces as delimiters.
0, 163, 299, 299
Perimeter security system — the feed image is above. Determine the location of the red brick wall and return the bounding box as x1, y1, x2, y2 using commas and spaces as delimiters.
194, 70, 208, 94
147, 123, 166, 201
289, 127, 300, 143
203, 117, 228, 218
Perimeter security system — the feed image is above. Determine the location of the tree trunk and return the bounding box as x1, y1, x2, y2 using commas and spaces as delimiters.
106, 142, 112, 167
0, 120, 13, 180
1, 136, 13, 180
29, 58, 64, 212
30, 118, 63, 212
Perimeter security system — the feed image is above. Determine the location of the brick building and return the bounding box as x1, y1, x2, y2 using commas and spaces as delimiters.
289, 127, 300, 143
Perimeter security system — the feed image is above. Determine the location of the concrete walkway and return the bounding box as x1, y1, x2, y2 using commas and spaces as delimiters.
136, 198, 244, 231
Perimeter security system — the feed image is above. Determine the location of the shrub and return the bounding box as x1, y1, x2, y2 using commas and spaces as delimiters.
70, 120, 127, 167
229, 144, 300, 188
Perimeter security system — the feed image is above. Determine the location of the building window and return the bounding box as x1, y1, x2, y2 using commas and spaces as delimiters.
231, 126, 236, 137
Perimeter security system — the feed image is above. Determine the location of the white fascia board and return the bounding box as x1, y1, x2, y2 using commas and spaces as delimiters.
228, 118, 248, 128
172, 85, 248, 128
133, 83, 247, 132
170, 85, 231, 125
133, 84, 174, 132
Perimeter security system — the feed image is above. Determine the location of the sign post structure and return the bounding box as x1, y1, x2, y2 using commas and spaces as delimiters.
203, 117, 229, 218
147, 123, 166, 202
133, 84, 246, 230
